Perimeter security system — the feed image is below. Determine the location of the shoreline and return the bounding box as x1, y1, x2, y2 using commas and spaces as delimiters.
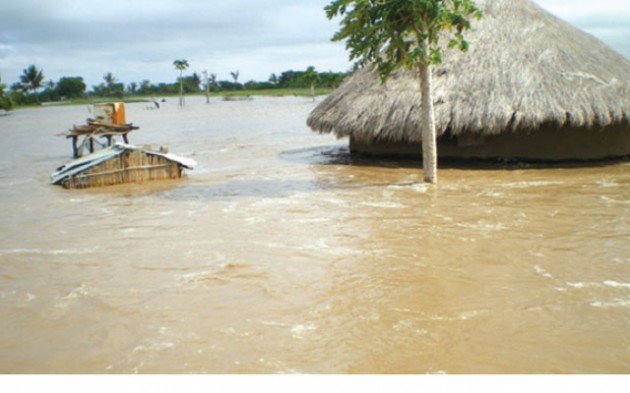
4, 88, 333, 110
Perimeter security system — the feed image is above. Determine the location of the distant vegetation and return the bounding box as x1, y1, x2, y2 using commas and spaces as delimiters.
1, 63, 350, 108
0, 75, 13, 110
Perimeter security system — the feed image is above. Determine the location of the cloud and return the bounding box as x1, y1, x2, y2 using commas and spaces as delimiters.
0, 0, 346, 86
535, 0, 629, 21
0, 44, 16, 59
1, 0, 626, 87
534, 0, 630, 59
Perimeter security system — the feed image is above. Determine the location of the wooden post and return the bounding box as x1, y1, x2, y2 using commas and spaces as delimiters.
71, 136, 79, 158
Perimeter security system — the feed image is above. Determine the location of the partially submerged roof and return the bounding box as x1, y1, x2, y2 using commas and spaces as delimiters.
51, 143, 196, 186
307, 0, 630, 144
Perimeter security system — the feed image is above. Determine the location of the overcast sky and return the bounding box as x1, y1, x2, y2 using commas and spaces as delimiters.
0, 0, 628, 88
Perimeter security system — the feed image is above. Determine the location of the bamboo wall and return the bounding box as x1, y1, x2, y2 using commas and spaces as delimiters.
62, 150, 184, 189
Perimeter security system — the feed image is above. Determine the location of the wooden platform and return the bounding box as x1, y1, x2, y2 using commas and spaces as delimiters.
62, 119, 139, 158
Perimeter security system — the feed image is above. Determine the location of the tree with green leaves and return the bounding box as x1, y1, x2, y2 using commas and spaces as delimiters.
209, 73, 218, 93
127, 82, 138, 96
103, 72, 117, 87
303, 66, 320, 102
139, 80, 152, 95
102, 72, 123, 97
57, 76, 86, 99
325, 0, 482, 184
190, 72, 202, 91
0, 74, 13, 110
173, 59, 190, 106
19, 65, 45, 103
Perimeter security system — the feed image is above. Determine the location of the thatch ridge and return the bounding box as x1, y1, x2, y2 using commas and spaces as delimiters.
307, 0, 630, 144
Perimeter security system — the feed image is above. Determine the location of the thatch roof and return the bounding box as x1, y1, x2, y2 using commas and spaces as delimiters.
307, 0, 630, 144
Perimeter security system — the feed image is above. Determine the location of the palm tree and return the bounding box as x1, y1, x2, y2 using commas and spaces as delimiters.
128, 82, 138, 96
191, 72, 201, 90
173, 59, 189, 106
103, 72, 117, 86
230, 71, 239, 83
230, 70, 241, 89
202, 70, 210, 104
303, 66, 319, 102
103, 72, 117, 97
1, 74, 14, 110
139, 80, 151, 95
19, 65, 44, 103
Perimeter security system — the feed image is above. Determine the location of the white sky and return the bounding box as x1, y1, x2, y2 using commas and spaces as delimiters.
0, 0, 628, 88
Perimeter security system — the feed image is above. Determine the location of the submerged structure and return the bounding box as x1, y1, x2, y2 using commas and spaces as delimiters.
51, 143, 196, 189
53, 102, 196, 189
307, 0, 630, 161
62, 103, 138, 158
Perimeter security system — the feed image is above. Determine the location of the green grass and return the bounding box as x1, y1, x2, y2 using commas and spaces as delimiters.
217, 87, 332, 98
40, 97, 154, 107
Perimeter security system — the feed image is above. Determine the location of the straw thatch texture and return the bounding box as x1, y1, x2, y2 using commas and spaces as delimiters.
61, 150, 183, 189
307, 0, 630, 145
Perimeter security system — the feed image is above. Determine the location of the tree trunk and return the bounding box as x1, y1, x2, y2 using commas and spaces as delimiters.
179, 71, 184, 107
419, 43, 437, 184
203, 71, 210, 104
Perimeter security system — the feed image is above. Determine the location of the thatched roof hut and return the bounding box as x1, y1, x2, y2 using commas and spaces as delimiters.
307, 0, 630, 161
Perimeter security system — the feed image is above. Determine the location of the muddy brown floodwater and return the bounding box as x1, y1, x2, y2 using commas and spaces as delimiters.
0, 96, 629, 374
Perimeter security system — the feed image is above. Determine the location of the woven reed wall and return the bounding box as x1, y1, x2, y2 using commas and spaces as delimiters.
62, 150, 183, 189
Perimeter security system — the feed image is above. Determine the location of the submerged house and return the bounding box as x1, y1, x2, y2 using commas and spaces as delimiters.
307, 0, 630, 161
51, 143, 196, 189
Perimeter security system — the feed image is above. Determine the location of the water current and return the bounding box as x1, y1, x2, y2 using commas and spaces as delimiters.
0, 96, 628, 373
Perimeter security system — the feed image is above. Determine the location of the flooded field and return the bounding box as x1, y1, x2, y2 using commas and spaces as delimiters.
0, 96, 629, 373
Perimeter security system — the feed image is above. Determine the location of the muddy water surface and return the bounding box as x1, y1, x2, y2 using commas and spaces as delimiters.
0, 96, 629, 373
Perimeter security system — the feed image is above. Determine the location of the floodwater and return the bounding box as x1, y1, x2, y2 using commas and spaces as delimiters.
0, 96, 628, 374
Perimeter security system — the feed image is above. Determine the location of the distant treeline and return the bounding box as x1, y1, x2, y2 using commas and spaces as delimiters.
0, 65, 349, 108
